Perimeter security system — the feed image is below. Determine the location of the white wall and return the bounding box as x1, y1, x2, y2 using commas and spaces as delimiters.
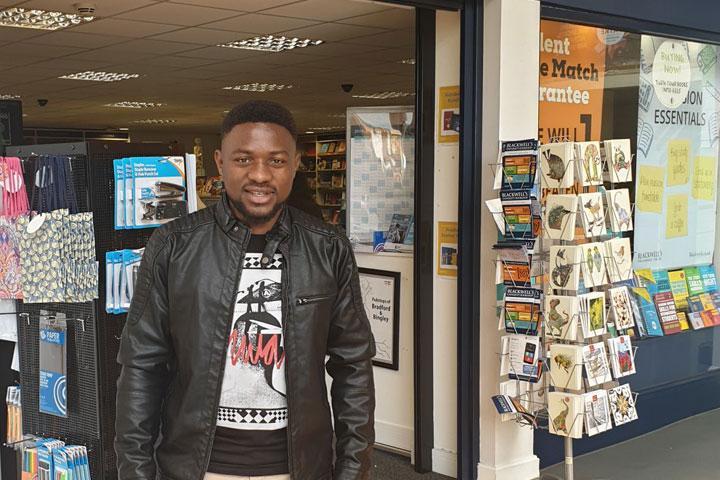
478, 1, 540, 479
432, 9, 461, 479
129, 130, 221, 176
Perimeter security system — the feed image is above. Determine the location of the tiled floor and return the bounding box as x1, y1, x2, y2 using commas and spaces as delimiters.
372, 450, 453, 480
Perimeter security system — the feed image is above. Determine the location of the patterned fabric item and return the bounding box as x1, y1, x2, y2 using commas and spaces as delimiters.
0, 217, 23, 299
0, 157, 29, 218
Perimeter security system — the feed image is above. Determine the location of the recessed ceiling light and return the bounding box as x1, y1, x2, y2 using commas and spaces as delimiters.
0, 7, 94, 31
131, 119, 177, 124
222, 83, 293, 92
352, 91, 415, 99
218, 35, 323, 53
0, 94, 20, 100
105, 101, 164, 109
305, 130, 315, 134
60, 71, 140, 82
398, 58, 416, 65
327, 113, 346, 118
309, 126, 344, 131
118, 127, 129, 131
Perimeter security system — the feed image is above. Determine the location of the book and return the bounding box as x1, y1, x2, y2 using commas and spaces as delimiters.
654, 270, 671, 293
677, 311, 690, 331
607, 335, 636, 377
327, 142, 337, 153
583, 390, 613, 436
635, 269, 657, 296
549, 245, 581, 291
501, 189, 540, 239
500, 334, 543, 382
579, 291, 606, 338
684, 267, 704, 296
605, 189, 633, 232
605, 238, 632, 283
501, 139, 538, 189
580, 242, 608, 288
548, 392, 584, 438
503, 287, 542, 335
603, 138, 632, 183
668, 270, 690, 311
582, 342, 612, 387
631, 287, 663, 337
549, 344, 584, 391
654, 291, 682, 334
539, 142, 575, 188
544, 295, 579, 340
337, 141, 346, 153
578, 192, 606, 237
575, 141, 603, 186
609, 286, 635, 331
688, 295, 705, 313
543, 194, 578, 241
688, 312, 706, 329
386, 214, 413, 243
699, 265, 718, 293
319, 142, 330, 154
608, 384, 638, 426
627, 291, 648, 337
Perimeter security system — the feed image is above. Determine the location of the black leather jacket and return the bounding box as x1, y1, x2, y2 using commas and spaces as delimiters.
115, 196, 375, 480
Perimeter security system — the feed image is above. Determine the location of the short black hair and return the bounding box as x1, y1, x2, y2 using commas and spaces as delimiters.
221, 100, 298, 139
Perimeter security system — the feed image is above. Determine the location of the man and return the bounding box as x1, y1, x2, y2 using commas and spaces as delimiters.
115, 100, 375, 480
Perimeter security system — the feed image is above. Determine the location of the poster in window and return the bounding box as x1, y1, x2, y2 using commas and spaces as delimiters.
438, 86, 460, 143
438, 221, 458, 277
358, 268, 400, 370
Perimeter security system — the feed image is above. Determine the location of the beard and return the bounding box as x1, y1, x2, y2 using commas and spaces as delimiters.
227, 193, 284, 228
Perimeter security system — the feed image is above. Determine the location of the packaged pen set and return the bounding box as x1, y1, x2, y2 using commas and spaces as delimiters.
20, 438, 91, 480
105, 248, 144, 314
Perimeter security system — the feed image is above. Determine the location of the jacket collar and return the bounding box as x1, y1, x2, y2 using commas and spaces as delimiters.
214, 192, 292, 241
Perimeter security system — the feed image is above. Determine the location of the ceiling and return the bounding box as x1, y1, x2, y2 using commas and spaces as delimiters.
0, 0, 415, 133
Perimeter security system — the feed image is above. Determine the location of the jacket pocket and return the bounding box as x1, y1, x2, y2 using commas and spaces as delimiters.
296, 293, 335, 305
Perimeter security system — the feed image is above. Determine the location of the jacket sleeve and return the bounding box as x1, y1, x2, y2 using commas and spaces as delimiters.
115, 229, 173, 480
326, 235, 376, 480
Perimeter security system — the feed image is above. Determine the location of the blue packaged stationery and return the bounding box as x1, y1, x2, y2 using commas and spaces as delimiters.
131, 157, 187, 229
114, 159, 125, 230
39, 317, 68, 417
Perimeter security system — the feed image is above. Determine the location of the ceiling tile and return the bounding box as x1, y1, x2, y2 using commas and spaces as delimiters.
0, 42, 85, 58
262, 0, 391, 21
63, 47, 155, 64
168, 0, 297, 12
16, 0, 160, 17
337, 7, 414, 29
149, 27, 251, 45
175, 45, 267, 60
135, 55, 219, 69
278, 22, 386, 43
110, 38, 198, 55
203, 13, 319, 34
25, 31, 128, 49
117, 3, 240, 26
341, 28, 413, 47
0, 27, 49, 43
70, 18, 182, 38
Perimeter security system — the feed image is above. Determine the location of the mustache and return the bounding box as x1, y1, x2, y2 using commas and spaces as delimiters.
243, 182, 276, 192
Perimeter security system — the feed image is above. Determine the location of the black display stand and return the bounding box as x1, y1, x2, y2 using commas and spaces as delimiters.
5, 141, 181, 480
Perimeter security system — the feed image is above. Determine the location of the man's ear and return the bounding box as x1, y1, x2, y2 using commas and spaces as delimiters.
214, 149, 223, 175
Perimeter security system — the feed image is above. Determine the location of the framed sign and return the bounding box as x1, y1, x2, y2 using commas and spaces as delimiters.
358, 268, 400, 370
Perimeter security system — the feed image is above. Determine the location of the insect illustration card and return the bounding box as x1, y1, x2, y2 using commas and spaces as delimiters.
549, 246, 581, 291
544, 295, 579, 340
604, 139, 632, 183
608, 384, 638, 426
582, 342, 612, 387
578, 192, 606, 237
583, 390, 613, 436
607, 335, 636, 377
605, 189, 633, 232
579, 291, 606, 338
549, 344, 584, 391
580, 242, 608, 288
604, 237, 632, 283
575, 141, 603, 186
609, 286, 635, 330
540, 142, 575, 188
543, 194, 578, 240
548, 392, 584, 438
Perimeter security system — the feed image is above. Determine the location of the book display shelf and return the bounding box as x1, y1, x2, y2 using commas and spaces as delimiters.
296, 134, 346, 227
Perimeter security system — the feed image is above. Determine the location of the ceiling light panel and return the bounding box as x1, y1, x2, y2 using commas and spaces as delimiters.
222, 83, 293, 92
105, 101, 164, 109
398, 58, 416, 65
60, 71, 140, 82
218, 35, 323, 53
352, 91, 415, 99
131, 119, 177, 124
0, 94, 20, 100
308, 126, 344, 131
0, 7, 95, 31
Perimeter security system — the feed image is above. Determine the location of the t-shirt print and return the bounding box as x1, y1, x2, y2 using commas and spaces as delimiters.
217, 252, 287, 431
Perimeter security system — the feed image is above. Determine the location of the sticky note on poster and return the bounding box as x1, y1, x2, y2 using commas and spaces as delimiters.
692, 156, 717, 201
637, 165, 665, 213
667, 139, 690, 186
666, 194, 688, 239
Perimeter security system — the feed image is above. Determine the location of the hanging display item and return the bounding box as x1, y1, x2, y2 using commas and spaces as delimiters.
0, 156, 30, 218
105, 248, 144, 314
39, 315, 67, 418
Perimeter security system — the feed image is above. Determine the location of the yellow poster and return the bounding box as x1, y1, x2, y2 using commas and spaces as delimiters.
538, 20, 607, 142
438, 86, 460, 144
437, 221, 458, 277
692, 155, 717, 201
667, 139, 690, 186
636, 165, 665, 213
666, 194, 689, 239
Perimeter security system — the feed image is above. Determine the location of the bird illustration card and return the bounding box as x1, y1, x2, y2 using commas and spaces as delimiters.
543, 195, 578, 240
583, 390, 613, 436
549, 344, 584, 391
579, 291, 606, 338
575, 141, 603, 186
609, 286, 635, 330
605, 189, 633, 232
549, 246, 581, 291
544, 295, 579, 340
608, 384, 638, 426
607, 335, 636, 378
582, 342, 612, 387
580, 242, 608, 288
578, 192, 606, 237
604, 139, 632, 183
548, 392, 584, 438
540, 142, 575, 188
604, 237, 632, 283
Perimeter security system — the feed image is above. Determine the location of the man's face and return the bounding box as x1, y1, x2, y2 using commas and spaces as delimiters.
215, 122, 299, 231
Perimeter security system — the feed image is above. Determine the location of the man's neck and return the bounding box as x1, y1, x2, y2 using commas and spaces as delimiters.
228, 203, 282, 235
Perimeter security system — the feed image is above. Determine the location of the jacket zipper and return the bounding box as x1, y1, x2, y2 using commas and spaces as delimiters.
200, 230, 249, 479
279, 241, 296, 478
296, 293, 333, 305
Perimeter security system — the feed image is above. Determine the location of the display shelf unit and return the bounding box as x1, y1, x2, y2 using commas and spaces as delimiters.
315, 137, 346, 226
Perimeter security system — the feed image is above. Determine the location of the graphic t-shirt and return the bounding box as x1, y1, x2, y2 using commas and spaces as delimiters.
208, 235, 288, 476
